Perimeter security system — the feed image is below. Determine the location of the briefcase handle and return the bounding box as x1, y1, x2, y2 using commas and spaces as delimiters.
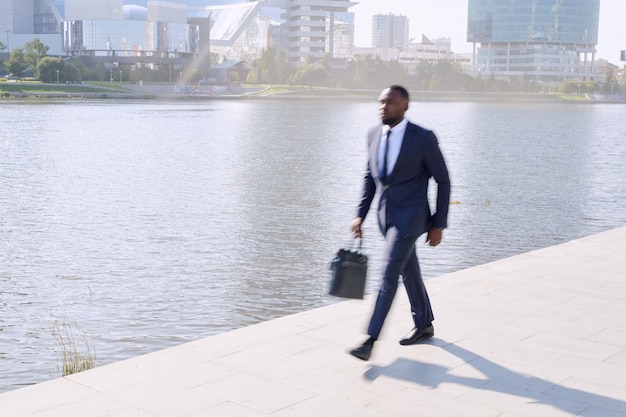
347, 237, 363, 252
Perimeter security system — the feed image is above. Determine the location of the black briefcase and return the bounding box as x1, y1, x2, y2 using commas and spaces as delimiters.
329, 240, 367, 299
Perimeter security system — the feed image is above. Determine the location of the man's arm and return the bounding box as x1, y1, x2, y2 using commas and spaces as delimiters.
353, 163, 376, 238
424, 132, 451, 230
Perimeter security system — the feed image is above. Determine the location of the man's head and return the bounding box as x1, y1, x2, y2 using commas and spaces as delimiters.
378, 85, 409, 127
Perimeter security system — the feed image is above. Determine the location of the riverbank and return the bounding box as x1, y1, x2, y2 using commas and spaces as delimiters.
1, 81, 622, 103
1, 225, 625, 416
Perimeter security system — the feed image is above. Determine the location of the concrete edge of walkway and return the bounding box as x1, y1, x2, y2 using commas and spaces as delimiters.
2, 226, 626, 417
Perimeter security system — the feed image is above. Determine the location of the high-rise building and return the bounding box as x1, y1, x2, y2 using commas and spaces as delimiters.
35, 0, 64, 34
2, 0, 64, 58
1, 0, 64, 35
269, 0, 356, 65
372, 13, 408, 49
467, 0, 600, 81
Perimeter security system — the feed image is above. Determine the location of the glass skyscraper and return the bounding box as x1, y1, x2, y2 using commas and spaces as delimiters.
467, 0, 600, 81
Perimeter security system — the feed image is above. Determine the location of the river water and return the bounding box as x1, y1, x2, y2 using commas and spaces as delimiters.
1, 97, 625, 392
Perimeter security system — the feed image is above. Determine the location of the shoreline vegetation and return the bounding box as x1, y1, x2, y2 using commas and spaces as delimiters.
1, 81, 624, 103
50, 319, 96, 377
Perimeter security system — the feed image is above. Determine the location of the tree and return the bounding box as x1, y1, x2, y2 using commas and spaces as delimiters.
37, 57, 65, 83
253, 47, 276, 83
65, 62, 81, 82
384, 60, 410, 86
288, 63, 330, 87
415, 61, 437, 90
348, 55, 378, 88
246, 69, 258, 83
347, 56, 410, 89
69, 56, 87, 81
601, 73, 617, 95
414, 60, 472, 92
252, 47, 293, 84
467, 75, 486, 92
560, 80, 579, 94
38, 57, 81, 83
0, 40, 5, 67
24, 38, 49, 74
584, 80, 600, 94
6, 48, 26, 77
433, 60, 471, 91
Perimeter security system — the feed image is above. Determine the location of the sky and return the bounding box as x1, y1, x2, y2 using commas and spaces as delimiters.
350, 0, 626, 63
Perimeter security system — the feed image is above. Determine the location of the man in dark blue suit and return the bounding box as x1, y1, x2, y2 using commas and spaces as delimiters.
350, 85, 451, 361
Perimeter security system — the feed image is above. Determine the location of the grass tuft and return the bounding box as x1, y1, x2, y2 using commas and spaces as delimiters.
50, 318, 96, 376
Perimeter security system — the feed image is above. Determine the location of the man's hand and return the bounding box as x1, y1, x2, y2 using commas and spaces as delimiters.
351, 218, 364, 238
426, 228, 443, 247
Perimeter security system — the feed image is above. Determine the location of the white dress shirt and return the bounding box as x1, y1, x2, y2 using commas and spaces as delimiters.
378, 118, 408, 178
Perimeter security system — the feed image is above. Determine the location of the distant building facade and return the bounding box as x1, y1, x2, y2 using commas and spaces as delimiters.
355, 34, 467, 75
267, 0, 356, 65
2, 0, 357, 69
467, 0, 600, 82
591, 59, 620, 85
8, 0, 611, 85
1, 0, 64, 58
64, 1, 200, 67
372, 13, 408, 49
398, 36, 454, 72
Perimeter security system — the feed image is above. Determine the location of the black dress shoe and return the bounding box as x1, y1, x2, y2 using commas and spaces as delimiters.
399, 324, 434, 345
349, 337, 375, 361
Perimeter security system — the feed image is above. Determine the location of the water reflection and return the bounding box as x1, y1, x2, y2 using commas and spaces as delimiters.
1, 99, 625, 392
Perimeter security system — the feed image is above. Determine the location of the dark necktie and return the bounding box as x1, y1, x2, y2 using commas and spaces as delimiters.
381, 130, 392, 183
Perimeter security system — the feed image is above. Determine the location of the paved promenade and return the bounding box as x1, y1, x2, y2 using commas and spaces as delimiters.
2, 226, 626, 416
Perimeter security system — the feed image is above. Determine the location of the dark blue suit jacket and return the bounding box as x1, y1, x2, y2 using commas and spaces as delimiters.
357, 121, 450, 237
